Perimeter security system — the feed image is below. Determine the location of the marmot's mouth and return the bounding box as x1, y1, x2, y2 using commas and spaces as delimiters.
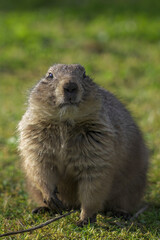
59, 101, 80, 108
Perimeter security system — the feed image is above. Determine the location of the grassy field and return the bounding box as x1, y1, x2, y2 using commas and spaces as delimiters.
0, 0, 160, 239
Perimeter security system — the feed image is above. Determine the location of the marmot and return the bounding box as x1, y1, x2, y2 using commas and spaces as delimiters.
18, 64, 148, 226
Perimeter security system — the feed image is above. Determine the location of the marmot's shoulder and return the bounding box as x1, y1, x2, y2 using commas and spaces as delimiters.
98, 87, 136, 128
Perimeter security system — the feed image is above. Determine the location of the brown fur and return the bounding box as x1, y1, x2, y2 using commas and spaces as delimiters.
18, 64, 148, 224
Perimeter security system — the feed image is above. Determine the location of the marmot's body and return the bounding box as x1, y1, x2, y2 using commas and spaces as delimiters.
18, 64, 148, 225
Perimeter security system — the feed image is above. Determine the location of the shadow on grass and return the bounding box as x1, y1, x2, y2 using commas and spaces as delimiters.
97, 204, 160, 236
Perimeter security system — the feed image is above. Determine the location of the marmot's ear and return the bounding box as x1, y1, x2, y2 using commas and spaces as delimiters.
83, 71, 86, 78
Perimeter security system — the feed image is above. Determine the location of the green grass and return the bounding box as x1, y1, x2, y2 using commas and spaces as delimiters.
0, 0, 160, 239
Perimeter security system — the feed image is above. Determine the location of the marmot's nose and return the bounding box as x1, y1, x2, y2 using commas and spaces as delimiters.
63, 82, 78, 94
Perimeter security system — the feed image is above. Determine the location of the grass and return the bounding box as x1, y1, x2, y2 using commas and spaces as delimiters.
0, 0, 160, 239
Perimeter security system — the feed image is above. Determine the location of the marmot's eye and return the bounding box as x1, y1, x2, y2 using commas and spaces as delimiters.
83, 72, 86, 78
48, 72, 53, 79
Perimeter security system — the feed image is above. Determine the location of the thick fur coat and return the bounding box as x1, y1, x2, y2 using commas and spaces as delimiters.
18, 64, 148, 225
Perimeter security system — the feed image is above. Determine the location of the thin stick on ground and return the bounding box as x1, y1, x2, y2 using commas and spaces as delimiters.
130, 205, 148, 222
0, 205, 148, 237
0, 210, 77, 238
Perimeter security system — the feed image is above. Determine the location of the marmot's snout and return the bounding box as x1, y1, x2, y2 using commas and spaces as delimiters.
63, 82, 79, 103
63, 81, 79, 104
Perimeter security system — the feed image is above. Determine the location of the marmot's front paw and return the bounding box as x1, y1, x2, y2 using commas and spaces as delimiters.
43, 188, 65, 215
76, 215, 97, 227
32, 206, 51, 214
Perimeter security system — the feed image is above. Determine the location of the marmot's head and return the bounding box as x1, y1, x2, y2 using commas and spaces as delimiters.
29, 64, 100, 121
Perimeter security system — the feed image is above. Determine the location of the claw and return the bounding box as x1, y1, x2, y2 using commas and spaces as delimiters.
43, 187, 65, 215
32, 206, 51, 214
48, 197, 63, 215
77, 215, 97, 227
53, 192, 65, 210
